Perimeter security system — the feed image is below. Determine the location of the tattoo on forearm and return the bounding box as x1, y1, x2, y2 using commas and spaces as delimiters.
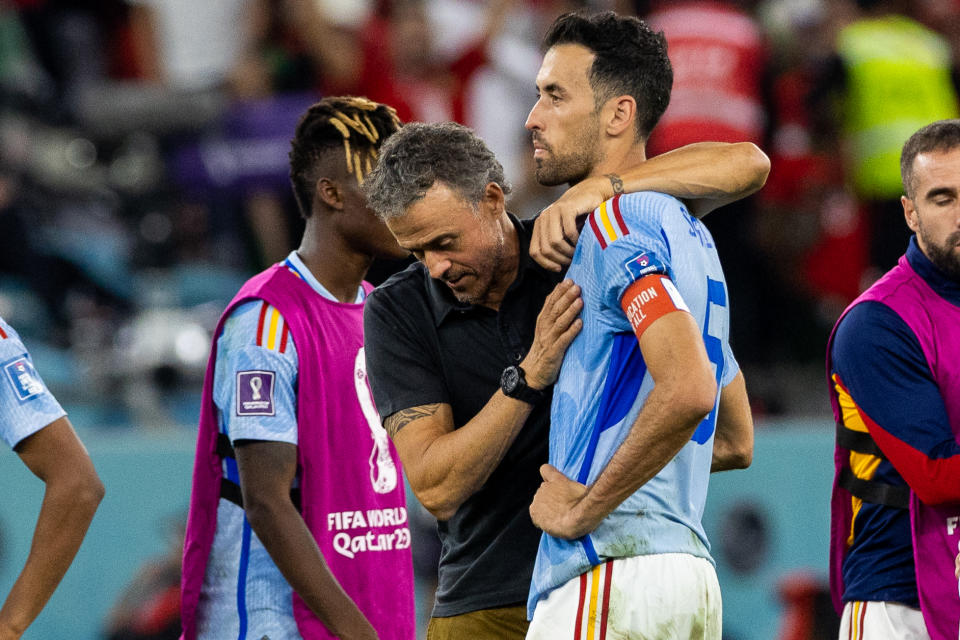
384, 404, 442, 438
606, 173, 624, 195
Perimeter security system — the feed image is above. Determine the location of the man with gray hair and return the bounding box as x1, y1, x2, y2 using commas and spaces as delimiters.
362, 119, 766, 637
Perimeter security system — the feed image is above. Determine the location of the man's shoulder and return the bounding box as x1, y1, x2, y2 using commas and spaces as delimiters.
841, 262, 933, 333
366, 262, 436, 330
839, 298, 909, 333
618, 190, 684, 212
604, 191, 686, 232
577, 192, 681, 257
833, 300, 918, 366
369, 262, 428, 303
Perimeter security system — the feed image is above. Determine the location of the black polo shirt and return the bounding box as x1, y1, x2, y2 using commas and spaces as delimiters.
363, 214, 562, 617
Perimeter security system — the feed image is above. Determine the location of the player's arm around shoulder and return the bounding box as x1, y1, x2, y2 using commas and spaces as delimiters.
529, 142, 770, 271
0, 417, 104, 640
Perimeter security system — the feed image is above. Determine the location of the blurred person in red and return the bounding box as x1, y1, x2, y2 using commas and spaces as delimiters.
776, 573, 840, 640
755, 57, 870, 373
291, 0, 513, 125
643, 0, 777, 371
760, 2, 869, 313
644, 0, 769, 157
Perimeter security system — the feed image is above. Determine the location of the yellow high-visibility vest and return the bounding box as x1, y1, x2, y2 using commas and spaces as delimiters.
838, 15, 958, 199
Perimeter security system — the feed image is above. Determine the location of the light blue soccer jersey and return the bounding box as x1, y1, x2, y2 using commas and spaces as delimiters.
528, 192, 738, 616
198, 251, 366, 639
0, 317, 66, 449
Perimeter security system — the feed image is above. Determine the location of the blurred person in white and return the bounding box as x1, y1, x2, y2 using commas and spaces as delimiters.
0, 316, 104, 640
295, 0, 593, 199
128, 0, 269, 95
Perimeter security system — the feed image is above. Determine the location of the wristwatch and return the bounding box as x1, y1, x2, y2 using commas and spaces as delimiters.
500, 365, 546, 405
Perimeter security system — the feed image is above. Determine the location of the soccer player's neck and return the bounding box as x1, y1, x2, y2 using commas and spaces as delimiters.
588, 142, 647, 183
297, 221, 373, 303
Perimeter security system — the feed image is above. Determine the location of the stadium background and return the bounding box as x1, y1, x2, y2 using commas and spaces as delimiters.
0, 0, 956, 637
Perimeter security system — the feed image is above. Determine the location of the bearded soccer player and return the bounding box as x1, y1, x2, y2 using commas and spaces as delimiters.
180, 97, 415, 640
828, 119, 960, 639
523, 12, 754, 638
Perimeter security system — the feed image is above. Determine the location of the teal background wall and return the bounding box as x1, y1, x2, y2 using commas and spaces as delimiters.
0, 431, 194, 640
0, 421, 835, 639
703, 422, 835, 640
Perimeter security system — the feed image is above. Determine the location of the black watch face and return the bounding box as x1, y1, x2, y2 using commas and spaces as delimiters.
502, 366, 520, 393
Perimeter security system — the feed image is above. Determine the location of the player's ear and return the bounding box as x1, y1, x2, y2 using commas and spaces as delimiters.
604, 95, 636, 137
316, 177, 345, 211
901, 195, 919, 233
481, 182, 505, 218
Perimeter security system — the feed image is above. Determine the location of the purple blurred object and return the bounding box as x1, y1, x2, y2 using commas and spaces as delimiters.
172, 92, 320, 195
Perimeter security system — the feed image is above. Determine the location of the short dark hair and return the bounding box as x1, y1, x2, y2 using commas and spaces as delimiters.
288, 96, 402, 218
362, 122, 511, 220
542, 11, 672, 139
900, 119, 960, 199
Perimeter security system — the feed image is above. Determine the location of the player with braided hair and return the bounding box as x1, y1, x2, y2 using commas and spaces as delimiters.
180, 96, 415, 640
289, 97, 402, 207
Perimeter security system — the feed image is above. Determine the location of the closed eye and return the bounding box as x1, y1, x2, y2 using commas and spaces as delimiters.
925, 187, 957, 205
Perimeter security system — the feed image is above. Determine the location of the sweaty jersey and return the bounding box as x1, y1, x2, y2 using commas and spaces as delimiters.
528, 192, 738, 615
198, 251, 365, 639
0, 316, 65, 449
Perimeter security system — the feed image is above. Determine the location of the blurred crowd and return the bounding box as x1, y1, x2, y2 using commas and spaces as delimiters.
2, 0, 959, 429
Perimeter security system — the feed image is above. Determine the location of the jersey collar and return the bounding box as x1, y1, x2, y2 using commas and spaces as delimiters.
906, 236, 960, 307
284, 251, 365, 304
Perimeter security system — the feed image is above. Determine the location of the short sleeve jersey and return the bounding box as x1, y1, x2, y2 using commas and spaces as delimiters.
0, 317, 65, 449
529, 192, 738, 614
198, 252, 364, 638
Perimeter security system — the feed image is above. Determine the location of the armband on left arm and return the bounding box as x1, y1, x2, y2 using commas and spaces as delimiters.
620, 274, 690, 340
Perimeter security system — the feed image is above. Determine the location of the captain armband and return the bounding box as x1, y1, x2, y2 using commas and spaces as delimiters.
620, 274, 690, 339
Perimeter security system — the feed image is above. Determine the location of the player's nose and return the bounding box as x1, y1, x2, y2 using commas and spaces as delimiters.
424, 253, 451, 280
